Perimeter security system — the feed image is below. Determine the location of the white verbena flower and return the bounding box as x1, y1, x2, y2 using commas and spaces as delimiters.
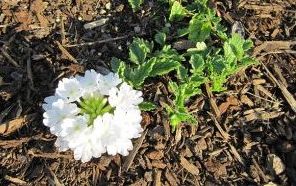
42, 71, 144, 162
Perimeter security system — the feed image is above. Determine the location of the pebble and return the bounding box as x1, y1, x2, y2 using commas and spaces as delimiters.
105, 2, 111, 10
134, 26, 141, 33
267, 154, 285, 175
83, 18, 109, 30
99, 9, 107, 15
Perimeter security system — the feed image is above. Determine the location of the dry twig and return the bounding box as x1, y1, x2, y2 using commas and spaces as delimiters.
122, 130, 148, 171
0, 47, 20, 67
205, 82, 221, 119
262, 63, 296, 113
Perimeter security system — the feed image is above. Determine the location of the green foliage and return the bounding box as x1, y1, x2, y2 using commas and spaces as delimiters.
128, 0, 144, 12
205, 34, 257, 92
188, 14, 212, 42
112, 35, 182, 88
154, 32, 166, 46
139, 101, 157, 111
129, 38, 153, 65
169, 1, 188, 21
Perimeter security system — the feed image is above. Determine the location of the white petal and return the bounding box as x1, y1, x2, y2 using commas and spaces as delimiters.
56, 77, 82, 102
97, 72, 122, 95
77, 70, 100, 95
42, 95, 59, 110
108, 82, 143, 110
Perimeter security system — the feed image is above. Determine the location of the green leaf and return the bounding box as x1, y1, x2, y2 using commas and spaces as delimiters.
183, 81, 203, 99
168, 81, 178, 93
170, 111, 197, 131
188, 14, 212, 42
129, 38, 153, 65
177, 27, 189, 37
169, 1, 188, 21
117, 60, 127, 80
177, 65, 188, 82
224, 33, 245, 61
154, 32, 166, 46
111, 57, 124, 73
128, 0, 143, 12
243, 39, 254, 51
223, 42, 236, 66
139, 101, 157, 111
126, 58, 156, 88
209, 55, 226, 74
189, 54, 205, 73
150, 59, 180, 77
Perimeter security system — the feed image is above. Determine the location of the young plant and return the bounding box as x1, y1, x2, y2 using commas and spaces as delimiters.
161, 0, 257, 128
116, 0, 257, 130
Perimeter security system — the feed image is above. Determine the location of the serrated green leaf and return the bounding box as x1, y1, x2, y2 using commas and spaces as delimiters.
169, 1, 188, 21
126, 58, 156, 88
225, 34, 245, 61
177, 27, 189, 37
223, 42, 236, 66
240, 56, 258, 67
209, 55, 226, 74
243, 39, 253, 51
188, 14, 212, 42
170, 111, 197, 131
184, 80, 203, 99
128, 0, 143, 12
150, 59, 180, 77
139, 101, 157, 111
129, 38, 153, 65
117, 61, 127, 80
177, 65, 188, 82
189, 54, 205, 73
111, 57, 124, 73
154, 32, 166, 46
168, 81, 178, 93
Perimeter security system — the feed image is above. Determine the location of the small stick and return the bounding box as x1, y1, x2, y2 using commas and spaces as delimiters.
26, 51, 35, 90
4, 175, 27, 185
60, 15, 66, 45
153, 169, 162, 186
55, 41, 78, 63
246, 92, 281, 105
64, 35, 129, 48
0, 47, 20, 67
205, 82, 221, 119
208, 112, 230, 141
28, 150, 72, 159
122, 130, 148, 171
262, 62, 296, 113
252, 158, 269, 183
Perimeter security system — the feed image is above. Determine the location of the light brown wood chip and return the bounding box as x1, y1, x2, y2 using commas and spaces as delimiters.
180, 156, 200, 175
0, 114, 36, 136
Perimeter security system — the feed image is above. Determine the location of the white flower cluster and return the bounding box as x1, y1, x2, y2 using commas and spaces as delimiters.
42, 70, 143, 162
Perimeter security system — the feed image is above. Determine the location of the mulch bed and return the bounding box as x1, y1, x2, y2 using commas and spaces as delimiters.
0, 0, 296, 185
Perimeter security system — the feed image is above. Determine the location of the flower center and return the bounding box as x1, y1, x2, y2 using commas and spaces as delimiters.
78, 95, 114, 126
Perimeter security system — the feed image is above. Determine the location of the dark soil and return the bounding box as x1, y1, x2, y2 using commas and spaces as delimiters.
1, 0, 296, 185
